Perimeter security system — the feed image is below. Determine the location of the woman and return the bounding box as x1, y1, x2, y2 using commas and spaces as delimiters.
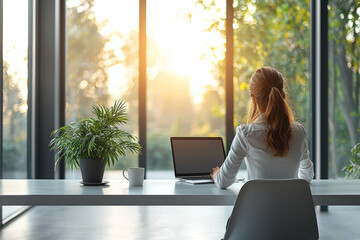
210, 66, 314, 189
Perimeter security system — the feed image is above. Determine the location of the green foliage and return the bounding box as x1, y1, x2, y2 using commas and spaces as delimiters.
196, 0, 311, 126
3, 140, 26, 171
50, 100, 141, 170
147, 131, 173, 170
3, 60, 28, 177
344, 130, 360, 179
327, 0, 360, 177
197, 0, 359, 179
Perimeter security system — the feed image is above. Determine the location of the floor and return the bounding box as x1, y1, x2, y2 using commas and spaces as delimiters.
0, 206, 360, 240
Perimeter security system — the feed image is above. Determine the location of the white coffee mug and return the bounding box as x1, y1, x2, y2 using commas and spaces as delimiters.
122, 167, 145, 186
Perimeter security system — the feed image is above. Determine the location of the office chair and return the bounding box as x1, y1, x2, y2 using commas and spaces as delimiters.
223, 179, 319, 240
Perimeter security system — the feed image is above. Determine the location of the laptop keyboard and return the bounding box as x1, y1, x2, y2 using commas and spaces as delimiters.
182, 176, 212, 180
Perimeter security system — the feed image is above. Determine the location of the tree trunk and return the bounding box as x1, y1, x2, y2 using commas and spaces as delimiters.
329, 40, 339, 177
335, 43, 359, 145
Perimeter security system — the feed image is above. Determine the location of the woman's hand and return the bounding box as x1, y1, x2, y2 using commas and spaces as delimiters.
210, 166, 221, 181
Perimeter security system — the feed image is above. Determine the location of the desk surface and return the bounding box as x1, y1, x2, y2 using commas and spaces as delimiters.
0, 179, 359, 206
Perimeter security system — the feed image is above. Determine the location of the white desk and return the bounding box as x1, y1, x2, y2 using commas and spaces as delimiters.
0, 179, 360, 206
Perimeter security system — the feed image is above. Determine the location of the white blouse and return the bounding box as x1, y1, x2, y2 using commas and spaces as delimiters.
215, 115, 314, 189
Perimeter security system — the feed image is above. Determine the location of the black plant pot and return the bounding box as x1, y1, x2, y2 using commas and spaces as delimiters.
79, 158, 105, 183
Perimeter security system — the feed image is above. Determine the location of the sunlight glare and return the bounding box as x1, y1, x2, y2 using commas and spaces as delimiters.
78, 0, 225, 104
107, 65, 131, 99
3, 1, 28, 104
147, 0, 225, 104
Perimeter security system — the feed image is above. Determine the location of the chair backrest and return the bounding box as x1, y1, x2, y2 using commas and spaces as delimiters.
224, 179, 318, 240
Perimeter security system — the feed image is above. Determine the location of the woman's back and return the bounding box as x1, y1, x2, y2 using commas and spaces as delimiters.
243, 121, 310, 181
214, 118, 313, 189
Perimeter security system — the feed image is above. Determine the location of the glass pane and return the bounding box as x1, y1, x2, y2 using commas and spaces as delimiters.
147, 0, 226, 178
232, 1, 310, 173
66, 0, 139, 179
233, 1, 310, 126
2, 0, 29, 220
328, 1, 360, 179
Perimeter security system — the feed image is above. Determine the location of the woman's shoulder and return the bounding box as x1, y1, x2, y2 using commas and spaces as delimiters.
236, 122, 307, 136
291, 122, 308, 137
291, 122, 307, 131
235, 123, 265, 137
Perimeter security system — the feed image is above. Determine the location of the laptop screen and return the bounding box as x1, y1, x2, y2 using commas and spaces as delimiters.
170, 137, 226, 177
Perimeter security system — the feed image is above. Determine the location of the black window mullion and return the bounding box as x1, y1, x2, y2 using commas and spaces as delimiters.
35, 0, 64, 179
314, 0, 328, 212
310, 0, 317, 178
27, 0, 35, 179
315, 0, 328, 181
56, 0, 66, 179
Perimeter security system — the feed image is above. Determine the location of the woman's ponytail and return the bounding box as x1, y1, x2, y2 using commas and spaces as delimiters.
265, 87, 292, 157
248, 67, 295, 157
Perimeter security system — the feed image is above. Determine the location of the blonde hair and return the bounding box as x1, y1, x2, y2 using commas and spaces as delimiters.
247, 66, 294, 157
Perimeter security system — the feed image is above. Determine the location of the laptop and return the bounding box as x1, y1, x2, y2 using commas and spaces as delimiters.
170, 137, 226, 184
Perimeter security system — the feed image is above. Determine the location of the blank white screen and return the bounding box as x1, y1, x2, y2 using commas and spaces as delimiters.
172, 139, 225, 175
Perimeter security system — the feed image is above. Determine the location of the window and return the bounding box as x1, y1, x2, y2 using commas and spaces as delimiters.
2, 0, 29, 220
146, 0, 226, 178
42, 0, 359, 181
232, 1, 310, 128
328, 0, 360, 178
66, 0, 139, 179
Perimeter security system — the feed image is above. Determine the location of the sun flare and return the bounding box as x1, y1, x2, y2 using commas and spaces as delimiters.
93, 0, 225, 104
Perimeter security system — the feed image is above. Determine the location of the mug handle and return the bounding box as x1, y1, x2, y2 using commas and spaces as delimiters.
122, 170, 129, 180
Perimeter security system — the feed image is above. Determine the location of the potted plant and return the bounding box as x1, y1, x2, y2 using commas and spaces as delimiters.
343, 129, 360, 179
49, 100, 141, 184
